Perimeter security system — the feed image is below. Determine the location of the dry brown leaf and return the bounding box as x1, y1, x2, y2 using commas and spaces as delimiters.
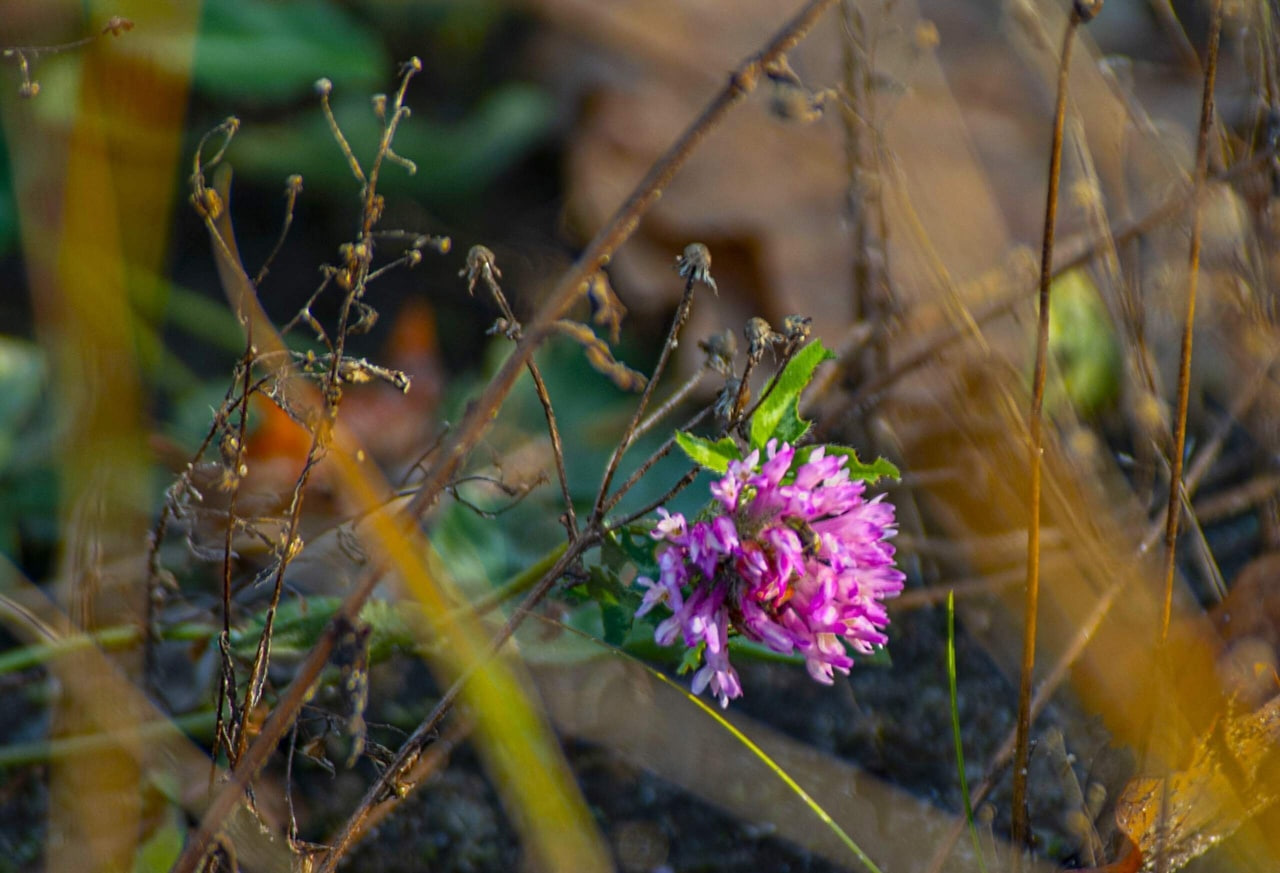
1112, 695, 1280, 871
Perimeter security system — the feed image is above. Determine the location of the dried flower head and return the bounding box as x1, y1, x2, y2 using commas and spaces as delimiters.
699, 329, 738, 376
714, 378, 743, 424
782, 314, 812, 346
461, 244, 501, 295
745, 317, 783, 360
103, 16, 134, 37
1073, 0, 1104, 22
635, 440, 903, 707
762, 56, 833, 124
675, 243, 717, 293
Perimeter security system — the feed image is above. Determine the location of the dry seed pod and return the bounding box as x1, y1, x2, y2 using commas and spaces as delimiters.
461, 244, 501, 295
699, 329, 738, 375
715, 378, 743, 424
1073, 0, 1104, 22
783, 314, 812, 344
103, 16, 133, 36
675, 243, 716, 292
745, 317, 783, 359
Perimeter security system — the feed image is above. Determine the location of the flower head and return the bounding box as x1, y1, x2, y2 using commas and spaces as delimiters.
636, 440, 903, 707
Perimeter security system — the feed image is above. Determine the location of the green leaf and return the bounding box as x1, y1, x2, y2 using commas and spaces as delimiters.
224, 84, 553, 205
677, 642, 706, 676
585, 566, 626, 606
749, 340, 834, 449
800, 445, 900, 483
727, 637, 804, 665
133, 805, 186, 873
771, 399, 812, 445
674, 432, 741, 474
584, 567, 637, 647
604, 527, 659, 576
232, 597, 339, 659
599, 534, 629, 573
194, 0, 386, 102
854, 644, 893, 667
1046, 268, 1121, 418
0, 338, 47, 471
601, 603, 634, 648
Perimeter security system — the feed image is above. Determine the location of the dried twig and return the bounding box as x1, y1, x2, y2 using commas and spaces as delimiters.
173, 7, 844, 869
1, 16, 132, 98
464, 245, 579, 536
1160, 0, 1225, 642
593, 264, 702, 524
1013, 0, 1099, 852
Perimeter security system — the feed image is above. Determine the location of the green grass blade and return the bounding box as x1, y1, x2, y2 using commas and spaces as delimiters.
948, 591, 988, 873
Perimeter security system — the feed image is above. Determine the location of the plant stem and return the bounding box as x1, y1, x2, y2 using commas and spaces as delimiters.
1012, 2, 1088, 852
947, 592, 989, 873
925, 345, 1275, 873
169, 5, 842, 869
844, 147, 1275, 413
0, 710, 216, 769
1159, 0, 1224, 643
594, 279, 697, 523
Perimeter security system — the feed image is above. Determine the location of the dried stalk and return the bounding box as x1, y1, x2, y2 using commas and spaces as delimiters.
1012, 0, 1096, 851
168, 5, 842, 871
1159, 0, 1224, 642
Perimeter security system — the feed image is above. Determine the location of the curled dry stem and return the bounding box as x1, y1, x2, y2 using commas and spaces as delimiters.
215, 170, 306, 765
465, 245, 578, 536
254, 174, 304, 287
232, 58, 428, 768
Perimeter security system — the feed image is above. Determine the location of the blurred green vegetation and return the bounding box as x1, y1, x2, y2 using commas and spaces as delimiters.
0, 0, 551, 264
188, 0, 552, 204
0, 338, 57, 564
0, 0, 556, 569
1046, 268, 1122, 419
